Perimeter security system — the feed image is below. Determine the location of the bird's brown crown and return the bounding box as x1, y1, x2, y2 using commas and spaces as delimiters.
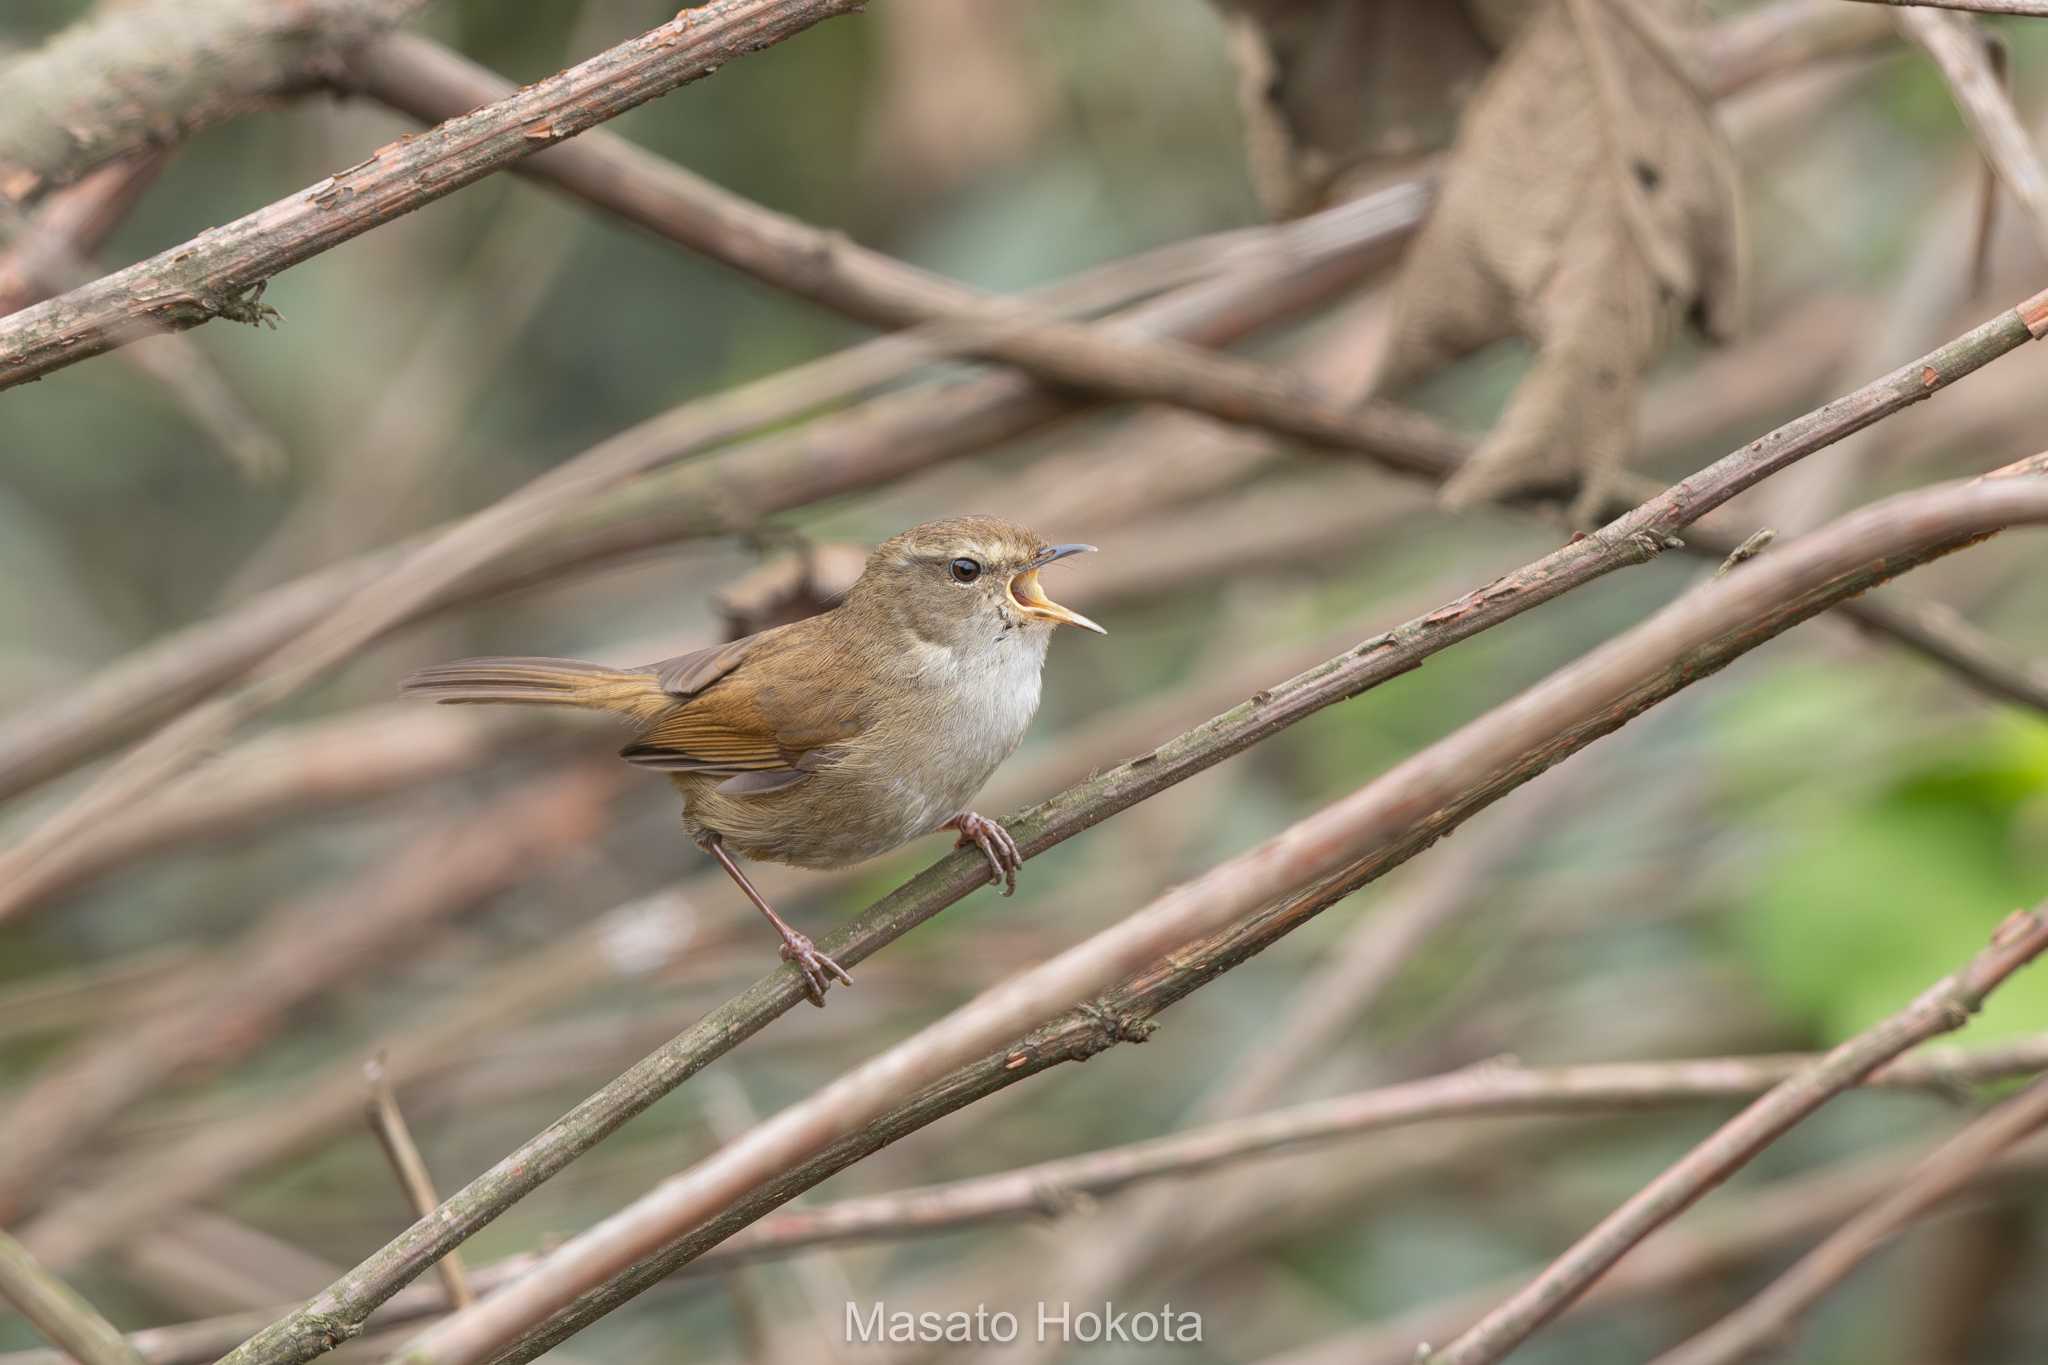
870, 515, 1049, 572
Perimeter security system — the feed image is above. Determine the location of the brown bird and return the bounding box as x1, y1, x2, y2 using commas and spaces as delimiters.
401, 516, 1102, 1005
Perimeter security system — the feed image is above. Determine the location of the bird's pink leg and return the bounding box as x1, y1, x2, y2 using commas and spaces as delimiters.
945, 811, 1023, 896
699, 832, 850, 1007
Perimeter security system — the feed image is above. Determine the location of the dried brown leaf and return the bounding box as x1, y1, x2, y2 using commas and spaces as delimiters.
1214, 0, 1503, 217
1372, 0, 1743, 521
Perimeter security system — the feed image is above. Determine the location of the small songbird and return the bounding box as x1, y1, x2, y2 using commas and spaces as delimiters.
401, 516, 1102, 1005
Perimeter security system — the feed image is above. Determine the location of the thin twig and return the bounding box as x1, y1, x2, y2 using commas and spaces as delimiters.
1648, 1072, 2048, 1365
365, 1057, 475, 1308
1844, 0, 2048, 15
17, 1123, 2048, 1365
0, 769, 617, 1224
0, 193, 285, 478
0, 1230, 146, 1365
1896, 6, 2048, 261
0, 154, 162, 315
0, 0, 868, 385
1257, 1133, 2048, 1365
701, 1043, 2048, 1266
1427, 900, 2048, 1365
19, 893, 698, 1270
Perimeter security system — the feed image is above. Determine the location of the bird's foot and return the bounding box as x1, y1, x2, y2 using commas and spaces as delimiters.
779, 930, 852, 1008
947, 811, 1022, 896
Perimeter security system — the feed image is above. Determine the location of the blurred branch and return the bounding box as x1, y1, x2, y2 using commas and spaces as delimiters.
1429, 901, 2048, 1365
0, 193, 285, 478
1700, 0, 1895, 95
391, 467, 2048, 1363
349, 0, 1883, 335
365, 1058, 474, 1309
0, 184, 1410, 820
0, 946, 194, 1045
1261, 1132, 2048, 1365
40, 1059, 2048, 1361
0, 0, 867, 387
699, 1043, 2048, 1265
1844, 0, 2048, 14
13, 246, 2047, 930
0, 769, 617, 1224
18, 892, 701, 1270
0, 153, 162, 315
0, 1230, 145, 1365
1650, 1073, 2048, 1365
3, 704, 566, 913
1897, 6, 2048, 262
10, 477, 1426, 914
0, 200, 1416, 927
0, 0, 432, 205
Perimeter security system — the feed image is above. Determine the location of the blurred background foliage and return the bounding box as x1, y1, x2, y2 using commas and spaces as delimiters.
2, 1, 2047, 1362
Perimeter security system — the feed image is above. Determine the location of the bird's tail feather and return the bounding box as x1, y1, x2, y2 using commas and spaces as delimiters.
399, 656, 668, 720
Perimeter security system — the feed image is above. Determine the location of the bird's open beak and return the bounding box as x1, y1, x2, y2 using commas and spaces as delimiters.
1010, 544, 1105, 634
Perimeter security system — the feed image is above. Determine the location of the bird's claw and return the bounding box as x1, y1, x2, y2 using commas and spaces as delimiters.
950, 812, 1023, 896
779, 932, 852, 1007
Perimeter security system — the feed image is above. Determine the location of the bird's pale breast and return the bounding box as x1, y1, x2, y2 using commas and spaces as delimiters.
679, 627, 1049, 869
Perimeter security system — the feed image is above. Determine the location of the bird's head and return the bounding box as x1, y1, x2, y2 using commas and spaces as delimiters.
853, 515, 1103, 651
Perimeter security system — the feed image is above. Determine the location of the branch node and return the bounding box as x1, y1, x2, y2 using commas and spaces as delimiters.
203, 281, 281, 329
1714, 527, 1776, 576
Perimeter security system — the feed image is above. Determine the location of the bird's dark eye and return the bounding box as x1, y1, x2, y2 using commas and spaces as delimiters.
949, 557, 983, 584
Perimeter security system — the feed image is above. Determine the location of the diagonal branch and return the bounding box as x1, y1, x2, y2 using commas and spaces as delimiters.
0, 154, 163, 315
1430, 903, 2048, 1365
0, 0, 868, 389
0, 1230, 145, 1365
1844, 0, 2048, 14
1647, 1072, 2048, 1365
10, 1043, 2046, 1365
386, 466, 2048, 1364
1896, 5, 2048, 262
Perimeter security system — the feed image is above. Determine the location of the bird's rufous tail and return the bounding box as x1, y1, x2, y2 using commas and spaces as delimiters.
399, 656, 669, 721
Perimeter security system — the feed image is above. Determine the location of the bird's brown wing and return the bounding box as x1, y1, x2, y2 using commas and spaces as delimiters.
618, 631, 864, 790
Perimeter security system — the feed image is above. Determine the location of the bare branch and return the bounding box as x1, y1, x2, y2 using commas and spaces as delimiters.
0, 1230, 145, 1365
0, 154, 162, 314
1843, 0, 2048, 15
0, 0, 868, 387
700, 1043, 2048, 1265
0, 193, 285, 477
1649, 1073, 2048, 1365
1429, 899, 2048, 1365
15, 1119, 2048, 1365
1896, 6, 2048, 261
17, 893, 698, 1271
1260, 1135, 2048, 1365
0, 770, 617, 1224
365, 1059, 474, 1309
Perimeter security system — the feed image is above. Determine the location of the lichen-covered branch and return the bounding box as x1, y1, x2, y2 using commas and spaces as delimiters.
0, 0, 433, 206
0, 0, 867, 388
